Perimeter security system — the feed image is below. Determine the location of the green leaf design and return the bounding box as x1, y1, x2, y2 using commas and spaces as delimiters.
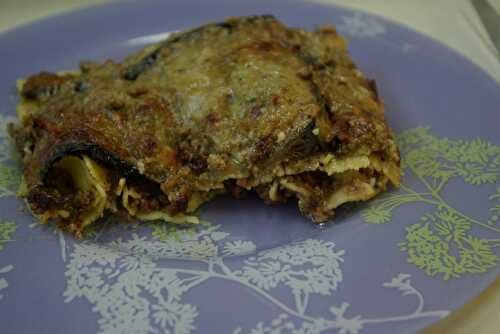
398, 129, 499, 184
149, 220, 212, 242
361, 206, 392, 224
400, 212, 497, 280
0, 162, 21, 198
488, 187, 500, 225
454, 163, 497, 185
399, 223, 456, 280
151, 223, 195, 241
361, 128, 500, 279
361, 193, 427, 225
0, 221, 17, 251
0, 113, 22, 198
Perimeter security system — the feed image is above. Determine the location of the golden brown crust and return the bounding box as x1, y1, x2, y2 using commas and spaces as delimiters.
10, 15, 400, 236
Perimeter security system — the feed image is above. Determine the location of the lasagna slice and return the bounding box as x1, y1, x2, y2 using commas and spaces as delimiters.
9, 15, 400, 238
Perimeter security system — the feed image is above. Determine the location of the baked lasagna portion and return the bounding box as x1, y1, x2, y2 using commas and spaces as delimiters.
9, 15, 400, 238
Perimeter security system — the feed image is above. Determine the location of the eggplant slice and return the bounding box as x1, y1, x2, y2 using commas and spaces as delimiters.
10, 15, 400, 238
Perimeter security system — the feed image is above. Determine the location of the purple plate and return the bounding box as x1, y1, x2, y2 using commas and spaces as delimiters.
0, 1, 499, 333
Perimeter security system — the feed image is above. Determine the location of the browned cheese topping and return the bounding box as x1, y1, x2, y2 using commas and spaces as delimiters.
9, 15, 401, 238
